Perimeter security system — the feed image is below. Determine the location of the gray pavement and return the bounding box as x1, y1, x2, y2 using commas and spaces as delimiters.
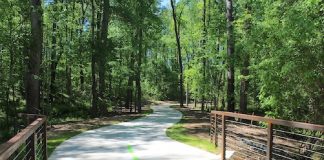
49, 104, 233, 160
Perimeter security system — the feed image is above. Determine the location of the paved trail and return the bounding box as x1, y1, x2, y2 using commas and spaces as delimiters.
50, 104, 233, 160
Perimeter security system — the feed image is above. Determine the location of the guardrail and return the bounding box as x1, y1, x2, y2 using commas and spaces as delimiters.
0, 114, 47, 160
210, 111, 324, 160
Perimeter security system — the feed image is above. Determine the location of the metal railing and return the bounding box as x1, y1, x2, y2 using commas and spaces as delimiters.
0, 114, 47, 160
210, 111, 324, 160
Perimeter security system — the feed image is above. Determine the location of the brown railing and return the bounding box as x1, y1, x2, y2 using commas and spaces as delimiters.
210, 111, 324, 160
0, 114, 47, 160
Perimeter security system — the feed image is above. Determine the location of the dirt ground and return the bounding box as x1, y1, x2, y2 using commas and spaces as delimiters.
48, 106, 152, 138
172, 106, 211, 140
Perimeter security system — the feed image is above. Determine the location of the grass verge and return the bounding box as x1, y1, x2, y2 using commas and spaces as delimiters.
48, 131, 83, 155
166, 106, 219, 154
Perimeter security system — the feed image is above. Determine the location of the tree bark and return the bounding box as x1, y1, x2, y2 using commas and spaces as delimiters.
91, 0, 98, 115
136, 28, 143, 113
26, 0, 43, 114
201, 0, 207, 111
49, 0, 57, 103
226, 0, 235, 112
79, 0, 86, 91
98, 0, 110, 114
170, 0, 184, 107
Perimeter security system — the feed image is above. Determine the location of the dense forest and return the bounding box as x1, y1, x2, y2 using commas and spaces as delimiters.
0, 0, 323, 140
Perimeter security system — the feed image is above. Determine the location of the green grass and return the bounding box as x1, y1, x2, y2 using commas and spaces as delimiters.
48, 131, 83, 155
166, 117, 219, 153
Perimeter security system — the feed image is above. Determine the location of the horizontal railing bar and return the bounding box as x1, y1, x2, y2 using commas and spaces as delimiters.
272, 142, 323, 156
226, 134, 266, 148
226, 119, 265, 129
273, 146, 312, 159
211, 111, 324, 131
225, 146, 258, 160
272, 152, 295, 160
274, 135, 324, 148
226, 138, 267, 156
226, 140, 266, 158
232, 151, 256, 160
274, 129, 324, 141
0, 117, 46, 160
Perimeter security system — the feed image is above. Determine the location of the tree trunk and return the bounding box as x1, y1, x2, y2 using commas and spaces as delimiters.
26, 0, 43, 114
136, 28, 143, 113
239, 3, 251, 114
201, 0, 207, 111
126, 50, 135, 111
50, 21, 57, 103
79, 0, 86, 91
91, 0, 98, 115
98, 0, 110, 114
240, 57, 249, 114
49, 0, 57, 103
170, 0, 184, 107
66, 65, 72, 96
226, 0, 235, 112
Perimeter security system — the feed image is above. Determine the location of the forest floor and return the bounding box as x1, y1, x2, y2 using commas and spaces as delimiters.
47, 105, 153, 156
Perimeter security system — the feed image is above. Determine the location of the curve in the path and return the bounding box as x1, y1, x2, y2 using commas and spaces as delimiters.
49, 104, 234, 160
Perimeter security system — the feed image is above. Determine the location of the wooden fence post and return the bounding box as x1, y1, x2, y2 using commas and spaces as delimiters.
42, 121, 47, 160
221, 114, 226, 160
267, 122, 273, 160
214, 115, 218, 147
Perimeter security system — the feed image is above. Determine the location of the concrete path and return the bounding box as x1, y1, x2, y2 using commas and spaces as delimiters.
49, 104, 233, 160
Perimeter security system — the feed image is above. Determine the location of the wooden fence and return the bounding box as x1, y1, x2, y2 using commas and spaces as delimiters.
210, 111, 324, 160
0, 114, 47, 160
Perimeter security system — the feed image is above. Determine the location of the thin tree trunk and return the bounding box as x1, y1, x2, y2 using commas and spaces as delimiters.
50, 22, 57, 103
126, 50, 135, 111
136, 28, 143, 113
91, 0, 98, 115
240, 3, 251, 114
27, 0, 43, 114
226, 0, 235, 112
79, 0, 86, 91
201, 0, 207, 111
170, 0, 184, 107
49, 0, 58, 103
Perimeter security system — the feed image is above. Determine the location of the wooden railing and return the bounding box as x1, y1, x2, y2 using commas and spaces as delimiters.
210, 111, 324, 160
0, 114, 47, 160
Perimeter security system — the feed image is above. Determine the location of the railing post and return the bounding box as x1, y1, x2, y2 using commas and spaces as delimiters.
221, 114, 226, 160
26, 133, 36, 160
214, 115, 218, 147
42, 121, 47, 160
267, 122, 273, 160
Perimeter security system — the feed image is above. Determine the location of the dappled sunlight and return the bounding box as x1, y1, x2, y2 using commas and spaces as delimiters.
50, 105, 234, 160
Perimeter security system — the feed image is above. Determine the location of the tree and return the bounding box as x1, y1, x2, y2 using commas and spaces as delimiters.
225, 0, 235, 112
26, 0, 43, 114
98, 0, 110, 114
90, 0, 98, 115
239, 2, 251, 114
170, 0, 184, 107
